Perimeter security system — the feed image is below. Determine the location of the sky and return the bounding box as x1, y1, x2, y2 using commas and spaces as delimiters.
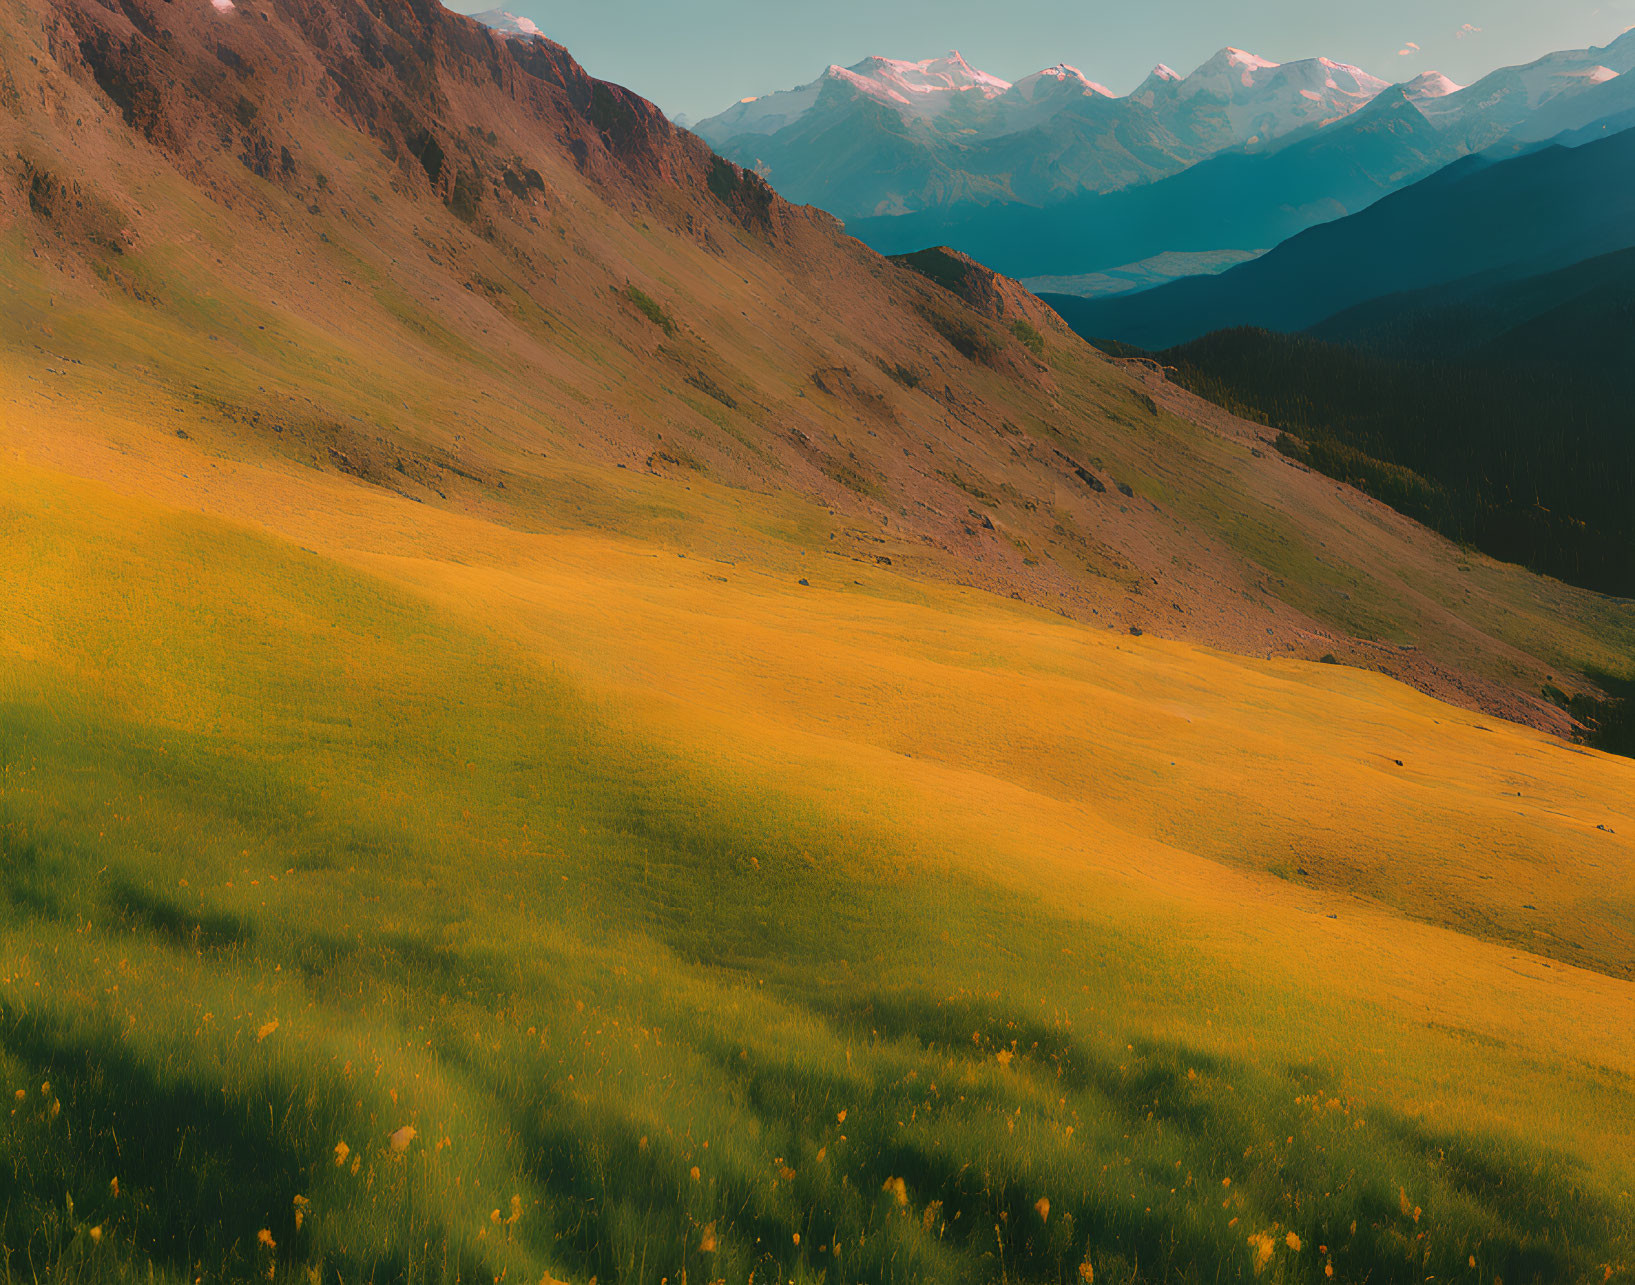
448, 0, 1635, 122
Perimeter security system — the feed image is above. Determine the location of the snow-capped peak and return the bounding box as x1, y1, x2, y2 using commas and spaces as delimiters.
1403, 71, 1463, 101
1416, 35, 1635, 133
811, 51, 1015, 121
693, 50, 1016, 141
1143, 48, 1389, 144
697, 41, 1398, 153
1219, 47, 1281, 72
1172, 47, 1282, 99
845, 51, 1013, 100
468, 9, 543, 38
1011, 64, 1114, 102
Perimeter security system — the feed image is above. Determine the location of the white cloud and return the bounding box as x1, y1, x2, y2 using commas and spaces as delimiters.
1397, 41, 1421, 56
1456, 23, 1483, 39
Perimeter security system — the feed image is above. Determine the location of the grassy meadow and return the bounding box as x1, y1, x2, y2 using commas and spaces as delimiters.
2, 423, 1633, 1285
4, 6, 1634, 1278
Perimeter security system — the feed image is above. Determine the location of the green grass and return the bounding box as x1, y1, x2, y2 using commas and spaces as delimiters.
625, 286, 677, 337
1012, 320, 1046, 358
1, 466, 1630, 1284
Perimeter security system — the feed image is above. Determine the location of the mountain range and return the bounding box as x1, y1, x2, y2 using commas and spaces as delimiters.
689, 46, 1400, 217
845, 80, 1461, 280
661, 25, 1635, 281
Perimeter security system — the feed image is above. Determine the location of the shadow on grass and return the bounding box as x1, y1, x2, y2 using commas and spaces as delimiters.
0, 1004, 485, 1285
106, 879, 254, 952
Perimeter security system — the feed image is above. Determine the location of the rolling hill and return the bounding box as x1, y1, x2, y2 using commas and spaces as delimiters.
2, 0, 1634, 1282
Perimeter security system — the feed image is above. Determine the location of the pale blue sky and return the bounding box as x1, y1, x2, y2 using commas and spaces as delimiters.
449, 0, 1635, 123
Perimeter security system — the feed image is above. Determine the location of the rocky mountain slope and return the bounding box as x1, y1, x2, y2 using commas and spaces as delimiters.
2, 0, 1628, 732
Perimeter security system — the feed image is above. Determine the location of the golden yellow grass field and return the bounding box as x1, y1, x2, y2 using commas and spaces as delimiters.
4, 1, 1633, 1275
3, 372, 1633, 1282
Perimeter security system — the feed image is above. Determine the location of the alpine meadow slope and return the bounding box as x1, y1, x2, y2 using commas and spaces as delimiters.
2, 1, 1634, 1283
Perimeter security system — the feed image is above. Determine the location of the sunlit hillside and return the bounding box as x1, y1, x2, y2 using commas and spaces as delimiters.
4, 373, 1634, 1283
1, 0, 1633, 1282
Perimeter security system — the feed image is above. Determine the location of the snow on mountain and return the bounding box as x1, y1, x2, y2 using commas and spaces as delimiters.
701, 26, 1635, 165
1150, 49, 1391, 145
1414, 32, 1635, 141
704, 79, 828, 139
693, 43, 1406, 220
698, 51, 1010, 140
853, 51, 1013, 104
700, 46, 1386, 150
1009, 64, 1114, 103
824, 52, 1012, 120
1170, 46, 1281, 101
1128, 64, 1181, 108
998, 64, 1115, 128
467, 9, 543, 38
1403, 71, 1464, 103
